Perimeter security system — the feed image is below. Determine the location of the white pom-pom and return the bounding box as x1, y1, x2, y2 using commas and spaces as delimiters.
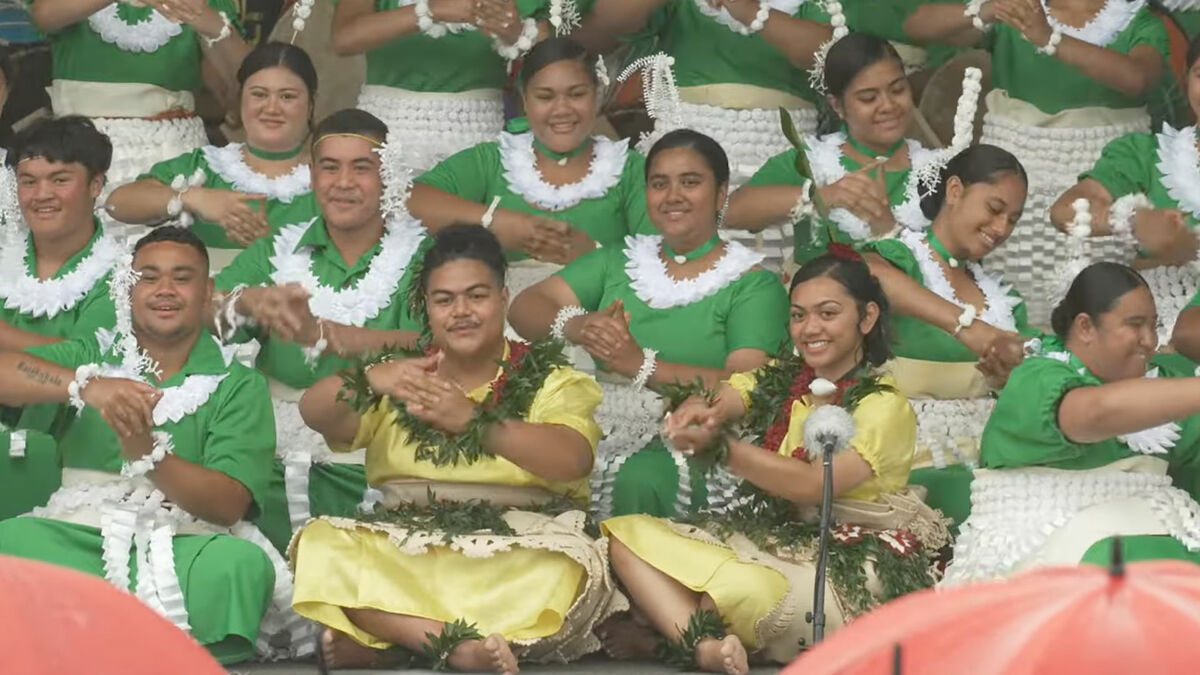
296, 4, 311, 18
802, 404, 856, 456
292, 17, 305, 31
1072, 198, 1089, 210
810, 378, 837, 397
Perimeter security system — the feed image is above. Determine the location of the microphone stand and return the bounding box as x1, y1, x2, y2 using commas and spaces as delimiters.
810, 435, 836, 644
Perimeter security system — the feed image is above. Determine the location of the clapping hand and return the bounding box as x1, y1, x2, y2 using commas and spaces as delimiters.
663, 395, 723, 453
578, 300, 644, 377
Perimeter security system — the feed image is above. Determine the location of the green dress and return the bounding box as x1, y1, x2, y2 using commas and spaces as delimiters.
140, 144, 318, 251
866, 231, 1031, 527
214, 215, 426, 552
944, 339, 1200, 583
0, 221, 120, 519
560, 236, 789, 518
744, 135, 938, 264
0, 331, 280, 665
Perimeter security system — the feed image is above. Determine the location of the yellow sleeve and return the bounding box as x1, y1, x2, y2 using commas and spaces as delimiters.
525, 366, 603, 453
845, 388, 916, 498
350, 397, 405, 452
727, 370, 760, 411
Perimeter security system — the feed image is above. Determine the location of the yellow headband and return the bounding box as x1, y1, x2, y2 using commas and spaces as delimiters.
313, 132, 383, 148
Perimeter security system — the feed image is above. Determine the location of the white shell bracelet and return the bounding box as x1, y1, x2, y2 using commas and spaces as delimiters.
68, 363, 102, 413
216, 284, 256, 343
494, 18, 538, 61
964, 0, 990, 30
121, 431, 174, 478
1036, 27, 1062, 55
632, 347, 658, 391
203, 11, 233, 48
952, 305, 978, 336
551, 305, 587, 341
748, 3, 771, 32
166, 169, 206, 228
1109, 193, 1152, 238
414, 0, 449, 37
481, 195, 501, 228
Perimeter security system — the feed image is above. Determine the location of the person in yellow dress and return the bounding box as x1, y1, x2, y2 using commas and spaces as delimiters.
290, 224, 624, 672
599, 248, 949, 672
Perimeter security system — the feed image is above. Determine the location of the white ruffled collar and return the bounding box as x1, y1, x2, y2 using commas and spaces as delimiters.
1155, 124, 1200, 219
94, 331, 234, 425
623, 234, 764, 309
807, 132, 934, 241
0, 229, 124, 319
268, 215, 425, 326
201, 144, 311, 203
692, 0, 804, 34
499, 133, 628, 212
88, 3, 182, 53
1042, 0, 1142, 47
898, 228, 1020, 332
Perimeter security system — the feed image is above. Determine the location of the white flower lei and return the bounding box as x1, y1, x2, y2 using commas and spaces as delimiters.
1041, 0, 1142, 48
1155, 124, 1200, 219
807, 132, 938, 240
897, 228, 1021, 332
623, 234, 764, 309
267, 215, 426, 326
498, 132, 629, 212
88, 2, 183, 53
0, 229, 124, 319
201, 144, 311, 203
691, 0, 803, 34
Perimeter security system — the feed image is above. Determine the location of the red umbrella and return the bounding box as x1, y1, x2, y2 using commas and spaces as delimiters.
786, 556, 1200, 674
0, 554, 226, 675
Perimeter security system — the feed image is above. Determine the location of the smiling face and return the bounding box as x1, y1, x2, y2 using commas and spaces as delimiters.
130, 241, 212, 345
312, 135, 383, 233
241, 65, 312, 153
789, 274, 878, 379
523, 59, 598, 155
425, 258, 508, 360
15, 157, 102, 242
645, 146, 727, 241
832, 57, 912, 152
938, 172, 1027, 261
1071, 285, 1157, 382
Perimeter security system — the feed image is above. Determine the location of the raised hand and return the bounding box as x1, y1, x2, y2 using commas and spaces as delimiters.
817, 159, 894, 232
240, 283, 320, 344
975, 332, 1027, 388
81, 377, 162, 439
184, 188, 271, 246
663, 395, 723, 453
474, 0, 522, 42
429, 0, 478, 23
579, 300, 644, 377
491, 212, 575, 263
1132, 208, 1197, 265
993, 0, 1052, 48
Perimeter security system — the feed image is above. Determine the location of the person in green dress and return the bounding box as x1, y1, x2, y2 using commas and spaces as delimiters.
211, 109, 424, 552
0, 226, 298, 664
726, 33, 946, 268
1051, 32, 1200, 346
945, 261, 1200, 584
107, 42, 320, 274
509, 129, 789, 519
332, 0, 561, 172
0, 116, 122, 519
31, 0, 250, 197
408, 38, 653, 297
863, 144, 1033, 526
903, 0, 1168, 327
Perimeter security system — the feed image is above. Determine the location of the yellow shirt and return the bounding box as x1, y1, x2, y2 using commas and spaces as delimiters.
351, 357, 603, 499
728, 371, 915, 502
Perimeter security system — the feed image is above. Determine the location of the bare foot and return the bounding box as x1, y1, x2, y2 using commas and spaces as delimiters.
448, 633, 519, 674
596, 613, 659, 660
696, 635, 748, 675
319, 627, 407, 670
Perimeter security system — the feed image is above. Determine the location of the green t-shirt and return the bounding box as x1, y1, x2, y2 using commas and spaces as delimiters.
344, 0, 548, 92
746, 140, 922, 263
27, 330, 275, 517
40, 0, 243, 92
416, 134, 654, 259
1080, 128, 1200, 225
866, 235, 1031, 362
555, 237, 789, 368
213, 216, 426, 389
982, 6, 1167, 114
141, 144, 319, 250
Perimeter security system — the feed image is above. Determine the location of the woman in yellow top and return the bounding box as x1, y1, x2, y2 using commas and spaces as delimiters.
599, 249, 947, 671
290, 224, 623, 673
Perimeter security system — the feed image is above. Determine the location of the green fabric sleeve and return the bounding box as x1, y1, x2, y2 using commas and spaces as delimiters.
200, 369, 275, 519
622, 151, 656, 236
71, 275, 118, 337
555, 247, 613, 311
25, 334, 102, 370
981, 357, 1100, 468
1129, 7, 1170, 55
842, 0, 913, 43
214, 237, 275, 291
745, 148, 803, 188
414, 142, 500, 202
725, 269, 789, 354
1078, 133, 1158, 197
139, 148, 206, 185
864, 238, 923, 282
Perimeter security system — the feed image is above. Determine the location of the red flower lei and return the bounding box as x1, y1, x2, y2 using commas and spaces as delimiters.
762, 365, 860, 462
